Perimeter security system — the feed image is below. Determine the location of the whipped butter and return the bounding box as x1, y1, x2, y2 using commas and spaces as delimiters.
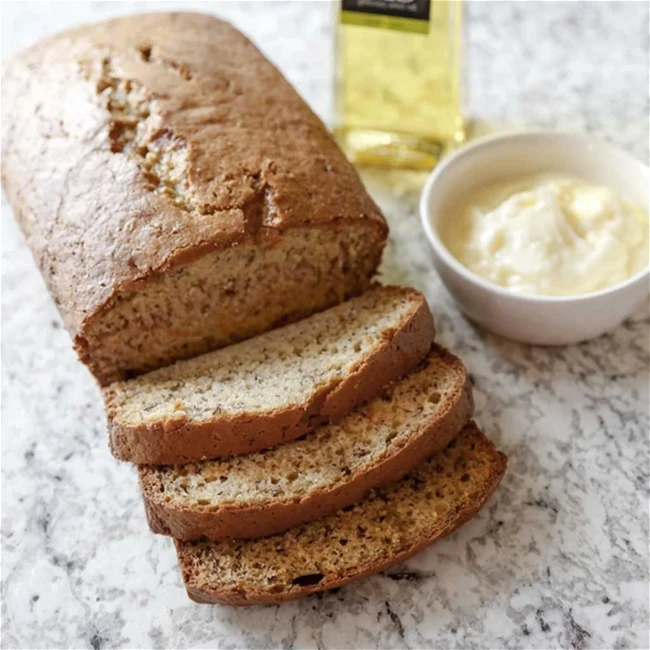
442, 174, 649, 296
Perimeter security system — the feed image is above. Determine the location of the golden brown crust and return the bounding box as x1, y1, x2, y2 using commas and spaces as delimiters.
175, 423, 508, 605
139, 347, 472, 540
108, 288, 436, 464
1, 12, 387, 382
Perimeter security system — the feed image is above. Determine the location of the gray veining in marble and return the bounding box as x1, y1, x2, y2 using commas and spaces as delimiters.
1, 2, 648, 649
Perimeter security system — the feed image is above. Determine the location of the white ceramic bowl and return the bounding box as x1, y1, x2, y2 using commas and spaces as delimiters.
420, 131, 650, 345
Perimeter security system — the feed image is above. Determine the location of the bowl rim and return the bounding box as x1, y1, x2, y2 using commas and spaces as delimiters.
419, 129, 650, 304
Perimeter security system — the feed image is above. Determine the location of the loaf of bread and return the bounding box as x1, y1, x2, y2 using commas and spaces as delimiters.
140, 344, 473, 540
106, 286, 435, 464
1, 12, 387, 385
176, 423, 507, 605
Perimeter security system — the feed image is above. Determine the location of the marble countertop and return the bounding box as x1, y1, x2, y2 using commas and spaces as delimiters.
1, 2, 648, 648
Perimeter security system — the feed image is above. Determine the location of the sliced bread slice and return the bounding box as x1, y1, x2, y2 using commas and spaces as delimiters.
175, 422, 507, 605
104, 286, 435, 464
140, 345, 473, 541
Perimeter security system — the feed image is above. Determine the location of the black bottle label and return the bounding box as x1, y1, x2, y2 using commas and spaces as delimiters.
341, 0, 431, 33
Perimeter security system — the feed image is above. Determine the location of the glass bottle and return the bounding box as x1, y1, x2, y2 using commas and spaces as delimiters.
334, 0, 464, 170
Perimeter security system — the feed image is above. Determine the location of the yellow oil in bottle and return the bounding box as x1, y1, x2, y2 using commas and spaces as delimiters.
334, 0, 464, 170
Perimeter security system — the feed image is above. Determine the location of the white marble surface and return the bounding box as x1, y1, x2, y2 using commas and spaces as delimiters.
1, 2, 648, 649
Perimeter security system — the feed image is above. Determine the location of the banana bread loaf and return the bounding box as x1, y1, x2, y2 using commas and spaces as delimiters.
0, 12, 387, 385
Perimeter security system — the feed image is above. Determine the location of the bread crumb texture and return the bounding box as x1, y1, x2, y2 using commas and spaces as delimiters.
141, 345, 466, 509
106, 286, 421, 426
177, 423, 507, 601
85, 226, 381, 384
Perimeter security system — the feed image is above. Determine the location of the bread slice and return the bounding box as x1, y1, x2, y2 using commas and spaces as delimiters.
175, 422, 506, 605
140, 345, 473, 541
104, 286, 435, 464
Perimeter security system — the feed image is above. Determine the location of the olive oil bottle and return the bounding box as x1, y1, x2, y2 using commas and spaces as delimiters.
334, 0, 464, 169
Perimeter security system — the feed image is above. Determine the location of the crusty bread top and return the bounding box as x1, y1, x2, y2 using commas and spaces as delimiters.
176, 423, 507, 605
104, 286, 429, 429
140, 344, 468, 512
1, 12, 386, 335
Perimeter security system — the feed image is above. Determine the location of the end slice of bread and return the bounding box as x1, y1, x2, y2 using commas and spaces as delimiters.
175, 422, 507, 605
104, 286, 435, 464
140, 345, 473, 541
